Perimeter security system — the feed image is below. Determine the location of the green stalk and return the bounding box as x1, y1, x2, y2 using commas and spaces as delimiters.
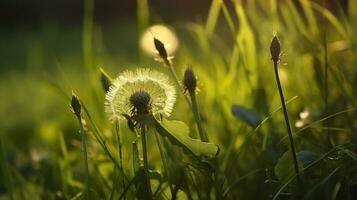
165, 61, 209, 142
154, 131, 175, 197
273, 61, 301, 183
165, 60, 192, 109
189, 92, 209, 142
78, 118, 90, 200
140, 125, 153, 199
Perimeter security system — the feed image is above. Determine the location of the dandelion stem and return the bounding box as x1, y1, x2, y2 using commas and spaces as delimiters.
78, 118, 90, 200
189, 92, 209, 142
273, 61, 301, 183
165, 60, 192, 109
166, 62, 209, 142
141, 125, 153, 199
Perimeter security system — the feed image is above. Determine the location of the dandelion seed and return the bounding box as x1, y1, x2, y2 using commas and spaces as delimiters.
105, 68, 176, 122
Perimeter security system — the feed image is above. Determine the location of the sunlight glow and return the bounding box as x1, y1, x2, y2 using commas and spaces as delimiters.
140, 24, 179, 57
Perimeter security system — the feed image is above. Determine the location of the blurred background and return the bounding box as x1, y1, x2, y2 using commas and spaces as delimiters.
1, 0, 357, 199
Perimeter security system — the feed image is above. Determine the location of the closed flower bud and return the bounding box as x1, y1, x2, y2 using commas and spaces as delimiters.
71, 92, 82, 118
154, 38, 168, 60
183, 67, 197, 94
100, 68, 113, 92
270, 36, 281, 63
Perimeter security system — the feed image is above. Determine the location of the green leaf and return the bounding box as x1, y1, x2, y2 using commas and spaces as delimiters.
274, 151, 304, 183
297, 150, 317, 167
232, 105, 261, 128
154, 118, 219, 158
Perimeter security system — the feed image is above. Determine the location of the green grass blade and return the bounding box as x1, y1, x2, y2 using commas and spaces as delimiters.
205, 0, 223, 37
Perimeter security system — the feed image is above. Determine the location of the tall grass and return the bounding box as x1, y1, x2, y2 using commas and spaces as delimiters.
1, 0, 357, 199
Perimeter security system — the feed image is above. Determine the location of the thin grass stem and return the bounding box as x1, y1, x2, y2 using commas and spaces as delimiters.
165, 60, 192, 108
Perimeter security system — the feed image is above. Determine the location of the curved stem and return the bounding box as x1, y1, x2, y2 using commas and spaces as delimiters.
273, 61, 301, 183
141, 125, 153, 199
79, 118, 90, 200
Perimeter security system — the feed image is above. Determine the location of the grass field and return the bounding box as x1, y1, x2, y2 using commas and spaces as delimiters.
1, 0, 357, 199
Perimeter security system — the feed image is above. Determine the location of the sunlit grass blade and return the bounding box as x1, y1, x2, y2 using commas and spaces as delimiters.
205, 0, 223, 37
308, 1, 348, 38
278, 108, 357, 144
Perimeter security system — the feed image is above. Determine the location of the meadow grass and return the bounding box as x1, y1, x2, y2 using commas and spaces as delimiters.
0, 0, 357, 199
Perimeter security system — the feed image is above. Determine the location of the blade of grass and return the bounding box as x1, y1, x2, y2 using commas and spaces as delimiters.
299, 0, 318, 34
205, 0, 223, 37
273, 143, 357, 200
278, 108, 357, 144
223, 168, 265, 197
309, 1, 348, 38
225, 96, 299, 174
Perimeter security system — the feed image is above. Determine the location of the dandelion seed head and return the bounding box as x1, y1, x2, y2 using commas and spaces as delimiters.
129, 90, 152, 115
105, 68, 176, 122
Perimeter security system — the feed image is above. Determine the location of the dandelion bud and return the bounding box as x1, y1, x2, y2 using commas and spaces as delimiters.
100, 68, 113, 92
183, 67, 197, 94
71, 92, 81, 118
154, 38, 168, 60
270, 36, 281, 63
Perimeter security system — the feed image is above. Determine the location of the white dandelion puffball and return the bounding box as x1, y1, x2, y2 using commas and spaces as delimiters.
140, 25, 179, 57
105, 68, 176, 122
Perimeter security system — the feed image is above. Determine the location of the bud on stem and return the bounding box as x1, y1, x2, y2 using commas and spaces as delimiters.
154, 38, 168, 62
100, 68, 113, 92
270, 36, 281, 63
71, 92, 82, 119
183, 67, 197, 95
